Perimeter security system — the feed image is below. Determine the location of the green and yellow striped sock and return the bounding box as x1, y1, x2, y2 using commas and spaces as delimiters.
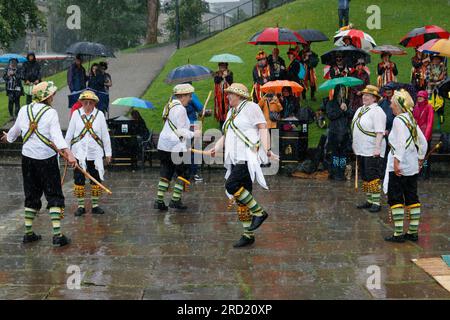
242, 221, 255, 239
91, 185, 101, 208
49, 207, 62, 237
171, 177, 189, 202
407, 204, 421, 235
24, 208, 37, 235
366, 193, 373, 204
371, 193, 381, 206
157, 178, 169, 202
235, 187, 264, 217
391, 205, 404, 236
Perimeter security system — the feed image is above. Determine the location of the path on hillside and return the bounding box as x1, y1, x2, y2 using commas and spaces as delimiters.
52, 44, 177, 130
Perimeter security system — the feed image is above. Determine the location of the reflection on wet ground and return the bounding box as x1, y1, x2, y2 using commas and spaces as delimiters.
0, 167, 449, 299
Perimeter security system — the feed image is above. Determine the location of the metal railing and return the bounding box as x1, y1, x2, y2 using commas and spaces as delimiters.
180, 0, 295, 44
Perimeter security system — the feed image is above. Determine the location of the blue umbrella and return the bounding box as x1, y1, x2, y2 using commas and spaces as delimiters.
112, 97, 155, 110
165, 64, 213, 84
0, 54, 27, 64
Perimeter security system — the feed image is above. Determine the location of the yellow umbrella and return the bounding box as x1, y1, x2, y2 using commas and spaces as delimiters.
418, 38, 450, 57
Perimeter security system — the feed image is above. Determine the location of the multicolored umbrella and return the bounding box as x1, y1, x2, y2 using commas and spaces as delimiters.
318, 77, 364, 91
209, 53, 243, 63
334, 29, 376, 51
165, 64, 213, 84
399, 25, 450, 47
112, 97, 155, 109
248, 27, 306, 45
370, 45, 407, 56
418, 38, 450, 57
0, 54, 26, 64
297, 29, 328, 43
261, 80, 304, 95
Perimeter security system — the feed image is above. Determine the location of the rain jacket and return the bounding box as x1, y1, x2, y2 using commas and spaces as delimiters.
22, 53, 41, 83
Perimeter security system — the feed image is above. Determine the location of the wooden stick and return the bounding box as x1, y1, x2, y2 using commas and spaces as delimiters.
201, 91, 212, 123
424, 141, 442, 161
354, 157, 359, 191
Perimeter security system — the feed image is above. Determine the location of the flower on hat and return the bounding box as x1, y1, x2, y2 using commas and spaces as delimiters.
224, 83, 250, 99
173, 83, 195, 95
79, 90, 99, 103
32, 81, 58, 103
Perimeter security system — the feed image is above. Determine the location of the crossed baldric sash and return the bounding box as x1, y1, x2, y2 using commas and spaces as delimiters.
71, 109, 104, 149
23, 103, 55, 150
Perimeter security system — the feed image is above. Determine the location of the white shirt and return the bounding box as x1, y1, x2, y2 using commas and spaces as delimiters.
157, 99, 194, 152
7, 103, 68, 160
223, 100, 268, 189
351, 103, 387, 158
65, 108, 112, 180
383, 113, 428, 193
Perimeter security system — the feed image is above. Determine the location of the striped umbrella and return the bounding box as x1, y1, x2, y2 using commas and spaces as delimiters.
418, 38, 450, 57
248, 27, 306, 45
334, 29, 376, 51
399, 25, 450, 47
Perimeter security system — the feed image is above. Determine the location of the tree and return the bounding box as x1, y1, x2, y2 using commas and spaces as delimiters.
50, 0, 148, 51
164, 0, 209, 40
146, 0, 159, 44
0, 0, 45, 50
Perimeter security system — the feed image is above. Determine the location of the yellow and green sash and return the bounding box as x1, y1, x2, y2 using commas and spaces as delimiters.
163, 101, 183, 140
351, 106, 376, 137
71, 109, 103, 148
22, 104, 56, 151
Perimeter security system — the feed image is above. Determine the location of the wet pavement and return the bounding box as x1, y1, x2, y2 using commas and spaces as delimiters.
0, 166, 449, 300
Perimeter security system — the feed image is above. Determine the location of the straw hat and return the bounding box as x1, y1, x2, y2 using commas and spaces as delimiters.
359, 85, 381, 99
173, 83, 195, 95
224, 83, 250, 99
79, 90, 99, 103
32, 81, 58, 103
392, 89, 414, 111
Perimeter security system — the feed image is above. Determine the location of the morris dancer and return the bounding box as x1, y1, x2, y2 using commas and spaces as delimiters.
207, 83, 278, 248
1, 81, 77, 247
65, 90, 112, 216
154, 84, 200, 211
351, 85, 386, 213
383, 90, 427, 242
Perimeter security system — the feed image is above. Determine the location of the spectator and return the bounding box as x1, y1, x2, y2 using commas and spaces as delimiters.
22, 52, 41, 104
258, 92, 283, 130
267, 48, 286, 80
67, 54, 87, 93
279, 86, 300, 119
131, 109, 150, 141
377, 52, 398, 88
252, 50, 273, 102
213, 62, 233, 128
99, 61, 112, 92
300, 42, 319, 101
338, 0, 351, 28
349, 58, 370, 112
3, 58, 23, 120
88, 64, 106, 92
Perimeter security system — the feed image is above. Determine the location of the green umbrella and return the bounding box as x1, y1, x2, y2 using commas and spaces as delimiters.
112, 97, 155, 109
318, 77, 364, 91
209, 53, 244, 63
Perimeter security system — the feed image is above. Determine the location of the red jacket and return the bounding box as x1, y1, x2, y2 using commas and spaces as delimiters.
413, 102, 434, 141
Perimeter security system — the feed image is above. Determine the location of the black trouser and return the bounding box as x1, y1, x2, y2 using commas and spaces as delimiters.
359, 156, 383, 182
158, 150, 188, 181
74, 160, 101, 185
22, 155, 65, 210
225, 163, 253, 196
302, 85, 316, 99
387, 173, 419, 207
338, 8, 349, 28
7, 92, 20, 117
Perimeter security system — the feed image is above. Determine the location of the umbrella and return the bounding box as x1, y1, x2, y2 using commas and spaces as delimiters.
165, 64, 213, 84
334, 29, 376, 51
68, 88, 109, 110
399, 25, 450, 47
67, 41, 116, 58
112, 97, 155, 110
0, 54, 27, 64
321, 46, 371, 67
210, 53, 243, 63
370, 45, 407, 56
297, 29, 328, 42
438, 78, 450, 98
248, 27, 306, 45
318, 77, 364, 91
261, 80, 304, 95
418, 38, 450, 57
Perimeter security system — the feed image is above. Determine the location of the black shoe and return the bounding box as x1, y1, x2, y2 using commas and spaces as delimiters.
154, 200, 168, 211
92, 206, 105, 215
369, 204, 381, 213
74, 207, 86, 217
23, 232, 42, 244
248, 211, 269, 231
169, 200, 188, 210
356, 202, 372, 209
52, 234, 71, 247
404, 233, 419, 242
233, 235, 255, 248
384, 234, 405, 243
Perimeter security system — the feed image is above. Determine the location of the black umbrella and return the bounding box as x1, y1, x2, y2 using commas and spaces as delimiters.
321, 45, 371, 67
438, 78, 450, 98
165, 64, 213, 84
297, 29, 328, 42
67, 41, 116, 58
379, 82, 418, 103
